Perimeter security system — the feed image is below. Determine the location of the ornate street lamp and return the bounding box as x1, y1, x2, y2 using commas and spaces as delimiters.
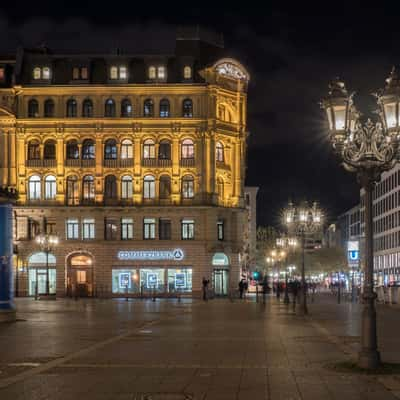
35, 233, 59, 298
322, 69, 400, 369
277, 236, 298, 304
283, 201, 322, 315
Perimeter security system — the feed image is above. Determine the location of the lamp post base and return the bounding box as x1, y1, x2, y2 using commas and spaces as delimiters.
0, 309, 16, 322
358, 350, 381, 370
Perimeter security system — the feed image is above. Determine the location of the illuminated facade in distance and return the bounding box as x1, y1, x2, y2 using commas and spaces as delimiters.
0, 29, 250, 297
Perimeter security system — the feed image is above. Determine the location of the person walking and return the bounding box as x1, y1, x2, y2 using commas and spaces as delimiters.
238, 279, 245, 299
202, 277, 209, 301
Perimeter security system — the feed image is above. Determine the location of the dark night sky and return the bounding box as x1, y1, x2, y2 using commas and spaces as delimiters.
1, 2, 399, 228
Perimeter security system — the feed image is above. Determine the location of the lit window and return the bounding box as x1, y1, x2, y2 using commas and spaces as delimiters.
143, 99, 154, 117
66, 218, 79, 239
110, 66, 118, 79
121, 139, 133, 159
45, 175, 56, 200
183, 66, 192, 79
82, 218, 95, 239
66, 176, 79, 205
81, 67, 88, 79
216, 142, 224, 162
0, 68, 4, 81
182, 176, 194, 199
157, 66, 166, 79
148, 66, 156, 79
217, 220, 224, 241
121, 218, 133, 240
181, 139, 194, 159
143, 218, 156, 239
33, 67, 41, 80
143, 175, 155, 199
28, 175, 41, 200
28, 140, 40, 160
121, 175, 133, 199
143, 139, 155, 159
82, 175, 95, 201
42, 67, 51, 80
119, 66, 127, 79
72, 67, 80, 80
181, 219, 195, 240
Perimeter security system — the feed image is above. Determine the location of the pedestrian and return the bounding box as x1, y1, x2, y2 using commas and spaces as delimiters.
202, 277, 209, 301
238, 279, 245, 299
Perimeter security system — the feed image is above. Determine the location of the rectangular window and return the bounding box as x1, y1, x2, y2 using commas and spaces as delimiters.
121, 218, 133, 240
66, 218, 79, 239
0, 67, 4, 81
157, 66, 166, 79
159, 218, 171, 240
77, 270, 87, 284
45, 221, 56, 235
143, 218, 156, 240
82, 218, 95, 240
217, 220, 224, 241
119, 66, 127, 79
105, 218, 118, 240
168, 268, 192, 292
181, 219, 195, 240
81, 67, 88, 79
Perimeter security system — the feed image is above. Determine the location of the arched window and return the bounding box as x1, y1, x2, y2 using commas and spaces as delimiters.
28, 140, 40, 160
42, 67, 51, 80
143, 99, 154, 117
28, 99, 39, 118
148, 66, 156, 79
66, 175, 79, 205
182, 175, 194, 199
216, 141, 224, 162
159, 98, 170, 117
44, 99, 55, 117
159, 175, 171, 199
82, 175, 95, 201
28, 175, 41, 200
104, 98, 116, 117
121, 99, 132, 117
82, 139, 95, 159
182, 99, 193, 117
33, 67, 41, 80
82, 99, 93, 118
43, 140, 56, 159
104, 139, 117, 159
158, 140, 171, 160
45, 175, 56, 200
66, 140, 79, 159
183, 65, 192, 79
181, 139, 194, 159
121, 175, 133, 199
66, 99, 77, 117
143, 139, 155, 159
121, 139, 133, 159
143, 175, 155, 199
104, 175, 117, 199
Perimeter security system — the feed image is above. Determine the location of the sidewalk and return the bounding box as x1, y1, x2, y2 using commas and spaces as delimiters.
0, 296, 399, 399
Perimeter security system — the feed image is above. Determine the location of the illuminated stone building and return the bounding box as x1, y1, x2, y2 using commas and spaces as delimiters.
0, 30, 250, 297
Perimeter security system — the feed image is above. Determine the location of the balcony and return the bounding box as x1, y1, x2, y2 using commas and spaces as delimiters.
142, 158, 157, 167
157, 159, 172, 168
103, 158, 134, 168
65, 159, 95, 168
26, 159, 56, 168
103, 159, 118, 168
119, 158, 134, 168
180, 158, 195, 168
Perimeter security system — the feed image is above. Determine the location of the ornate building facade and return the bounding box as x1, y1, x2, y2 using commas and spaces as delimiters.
0, 31, 249, 297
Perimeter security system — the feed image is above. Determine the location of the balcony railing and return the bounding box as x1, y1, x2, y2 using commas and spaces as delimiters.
119, 158, 134, 168
103, 158, 134, 168
180, 158, 195, 167
157, 159, 172, 167
26, 159, 56, 168
103, 159, 118, 168
65, 159, 95, 168
142, 158, 157, 167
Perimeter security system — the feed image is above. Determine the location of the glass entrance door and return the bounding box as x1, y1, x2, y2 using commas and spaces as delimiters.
213, 269, 229, 296
37, 270, 48, 295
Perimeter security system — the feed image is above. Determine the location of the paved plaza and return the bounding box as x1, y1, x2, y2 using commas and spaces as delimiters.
1, 295, 400, 399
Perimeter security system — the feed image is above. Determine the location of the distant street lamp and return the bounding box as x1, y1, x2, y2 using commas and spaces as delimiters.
284, 201, 322, 315
322, 70, 400, 369
277, 236, 298, 304
35, 233, 59, 297
269, 249, 286, 299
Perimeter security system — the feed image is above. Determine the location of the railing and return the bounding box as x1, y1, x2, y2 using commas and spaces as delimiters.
65, 159, 95, 168
119, 158, 134, 168
157, 159, 172, 167
142, 158, 157, 167
103, 159, 118, 168
43, 159, 56, 167
180, 158, 195, 167
26, 159, 56, 168
81, 159, 95, 168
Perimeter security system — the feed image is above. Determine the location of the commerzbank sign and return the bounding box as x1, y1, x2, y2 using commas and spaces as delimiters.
117, 248, 185, 261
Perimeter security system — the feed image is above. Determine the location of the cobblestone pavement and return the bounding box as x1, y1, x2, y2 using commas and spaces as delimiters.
1, 294, 400, 399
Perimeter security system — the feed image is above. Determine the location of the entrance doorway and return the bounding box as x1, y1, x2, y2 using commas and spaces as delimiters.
67, 253, 94, 297
28, 252, 57, 296
213, 269, 229, 296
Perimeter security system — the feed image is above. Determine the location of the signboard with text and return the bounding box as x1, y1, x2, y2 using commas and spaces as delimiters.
117, 249, 184, 261
347, 240, 360, 268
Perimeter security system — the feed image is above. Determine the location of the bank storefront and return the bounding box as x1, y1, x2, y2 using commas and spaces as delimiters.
111, 248, 193, 295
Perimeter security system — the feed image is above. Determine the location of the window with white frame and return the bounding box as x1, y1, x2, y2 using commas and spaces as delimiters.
45, 175, 57, 200
181, 139, 194, 159
121, 139, 133, 159
181, 219, 195, 240
143, 175, 155, 199
182, 175, 194, 199
110, 66, 118, 79
143, 139, 155, 159
66, 218, 79, 239
121, 175, 133, 199
216, 141, 224, 162
121, 218, 133, 240
42, 67, 51, 80
82, 218, 95, 239
33, 67, 41, 80
157, 66, 166, 79
183, 65, 192, 79
28, 175, 41, 200
143, 218, 156, 239
217, 220, 224, 241
148, 66, 156, 79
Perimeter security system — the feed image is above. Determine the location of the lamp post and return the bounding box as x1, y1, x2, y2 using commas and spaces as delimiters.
35, 232, 59, 298
322, 71, 400, 369
284, 201, 322, 315
277, 236, 298, 304
269, 249, 286, 300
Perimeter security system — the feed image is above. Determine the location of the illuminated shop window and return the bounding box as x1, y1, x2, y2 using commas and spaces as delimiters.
112, 269, 140, 294
168, 268, 192, 292
140, 268, 165, 292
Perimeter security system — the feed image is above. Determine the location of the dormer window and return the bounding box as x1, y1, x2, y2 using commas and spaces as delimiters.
33, 66, 51, 80
148, 66, 156, 79
110, 66, 127, 80
72, 66, 88, 80
148, 65, 166, 80
183, 66, 192, 79
157, 66, 166, 79
0, 67, 5, 81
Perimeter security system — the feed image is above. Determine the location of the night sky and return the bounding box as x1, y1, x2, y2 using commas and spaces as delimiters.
1, 3, 399, 227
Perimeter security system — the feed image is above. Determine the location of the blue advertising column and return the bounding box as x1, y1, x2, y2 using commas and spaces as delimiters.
0, 202, 16, 322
